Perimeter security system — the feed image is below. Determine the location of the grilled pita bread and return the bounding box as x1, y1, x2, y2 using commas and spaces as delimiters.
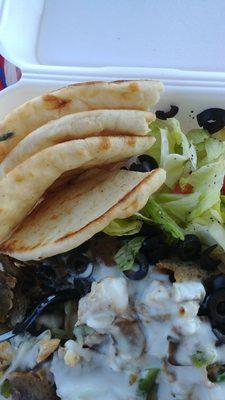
0, 80, 163, 161
0, 135, 155, 244
0, 168, 166, 260
0, 109, 154, 177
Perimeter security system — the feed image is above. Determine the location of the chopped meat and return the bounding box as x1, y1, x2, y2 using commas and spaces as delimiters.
0, 254, 25, 279
91, 235, 120, 266
37, 338, 60, 363
156, 259, 209, 282
8, 370, 58, 400
114, 319, 146, 360
0, 270, 16, 322
0, 341, 13, 369
8, 284, 29, 326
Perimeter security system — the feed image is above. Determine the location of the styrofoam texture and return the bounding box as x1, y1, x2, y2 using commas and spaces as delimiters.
0, 0, 225, 134
1, 0, 225, 82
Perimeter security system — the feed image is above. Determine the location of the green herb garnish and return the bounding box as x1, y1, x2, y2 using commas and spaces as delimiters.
114, 236, 145, 271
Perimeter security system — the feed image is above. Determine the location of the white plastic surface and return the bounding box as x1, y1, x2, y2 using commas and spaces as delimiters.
0, 0, 225, 133
1, 0, 225, 82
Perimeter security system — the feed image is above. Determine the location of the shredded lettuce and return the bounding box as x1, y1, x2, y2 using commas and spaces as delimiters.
149, 118, 197, 188
103, 218, 142, 236
154, 192, 201, 224
147, 119, 225, 249
1, 380, 11, 398
138, 368, 160, 394
191, 350, 216, 368
216, 372, 225, 383
102, 118, 225, 252
180, 159, 225, 219
142, 199, 184, 240
186, 129, 209, 145
114, 236, 146, 271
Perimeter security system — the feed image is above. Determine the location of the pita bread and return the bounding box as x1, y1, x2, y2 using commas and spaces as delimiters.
1, 168, 166, 260
0, 80, 163, 161
0, 135, 155, 244
0, 110, 154, 177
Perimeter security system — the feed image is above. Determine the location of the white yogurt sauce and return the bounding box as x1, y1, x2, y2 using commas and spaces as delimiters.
50, 265, 225, 399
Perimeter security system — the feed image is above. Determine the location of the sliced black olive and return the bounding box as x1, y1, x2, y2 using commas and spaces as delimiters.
212, 327, 225, 344
0, 132, 14, 142
156, 105, 179, 120
140, 223, 162, 237
211, 274, 225, 292
174, 234, 201, 261
123, 253, 149, 280
200, 245, 220, 271
129, 163, 146, 172
137, 155, 159, 170
66, 254, 93, 279
206, 289, 225, 334
199, 275, 225, 342
197, 108, 225, 134
142, 236, 168, 264
120, 166, 128, 170
129, 155, 158, 173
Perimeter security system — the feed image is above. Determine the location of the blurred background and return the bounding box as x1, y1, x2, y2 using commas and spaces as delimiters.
0, 55, 21, 90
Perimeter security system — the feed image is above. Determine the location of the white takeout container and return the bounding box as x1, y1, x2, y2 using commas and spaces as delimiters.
0, 0, 225, 132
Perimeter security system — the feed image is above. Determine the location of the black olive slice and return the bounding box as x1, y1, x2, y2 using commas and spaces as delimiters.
137, 155, 159, 170
142, 236, 168, 264
200, 245, 220, 271
123, 253, 149, 280
207, 289, 225, 327
0, 132, 14, 142
129, 156, 158, 173
173, 234, 201, 261
67, 254, 93, 279
156, 105, 179, 120
197, 108, 225, 134
211, 274, 225, 291
129, 163, 147, 172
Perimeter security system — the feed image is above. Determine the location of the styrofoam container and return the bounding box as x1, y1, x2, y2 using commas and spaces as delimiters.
0, 0, 225, 132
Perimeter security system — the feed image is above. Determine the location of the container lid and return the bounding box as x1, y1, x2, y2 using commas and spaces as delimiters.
1, 0, 225, 83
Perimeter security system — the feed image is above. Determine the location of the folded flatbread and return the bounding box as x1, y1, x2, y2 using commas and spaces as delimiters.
0, 109, 154, 177
0, 80, 163, 161
0, 135, 155, 244
0, 168, 166, 260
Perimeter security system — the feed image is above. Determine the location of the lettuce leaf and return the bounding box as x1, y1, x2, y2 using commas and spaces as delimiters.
186, 221, 225, 251
1, 380, 11, 398
114, 236, 146, 271
186, 129, 209, 145
216, 372, 225, 383
142, 199, 184, 240
103, 218, 142, 236
154, 192, 201, 224
149, 118, 197, 189
138, 368, 160, 394
191, 350, 215, 368
180, 158, 225, 219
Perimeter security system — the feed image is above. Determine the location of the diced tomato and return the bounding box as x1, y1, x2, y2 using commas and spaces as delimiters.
221, 177, 225, 194
173, 183, 182, 194
173, 183, 193, 194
